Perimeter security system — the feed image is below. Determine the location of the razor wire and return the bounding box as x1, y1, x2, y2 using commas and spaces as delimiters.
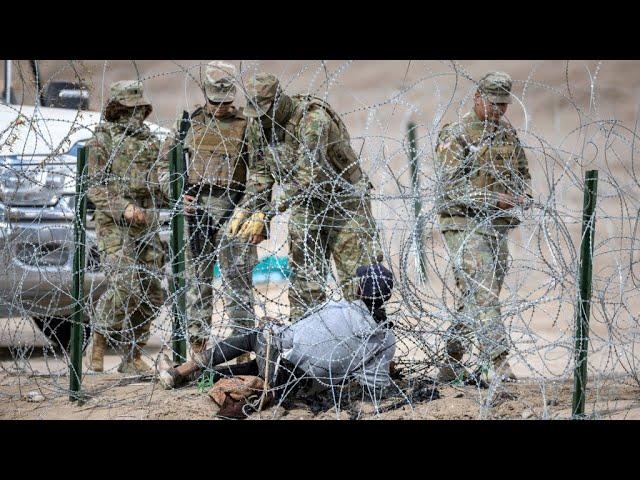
1, 60, 640, 420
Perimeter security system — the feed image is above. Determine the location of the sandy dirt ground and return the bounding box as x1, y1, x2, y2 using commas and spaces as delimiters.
2, 60, 640, 419
1, 306, 639, 420
2, 285, 639, 420
2, 351, 639, 420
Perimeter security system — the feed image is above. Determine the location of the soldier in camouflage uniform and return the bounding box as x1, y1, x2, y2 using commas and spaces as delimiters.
160, 62, 256, 361
434, 71, 532, 384
228, 73, 384, 321
86, 80, 166, 374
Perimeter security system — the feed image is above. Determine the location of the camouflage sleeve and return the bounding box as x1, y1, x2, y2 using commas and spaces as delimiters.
292, 107, 334, 194
434, 125, 499, 210
514, 134, 533, 200
86, 127, 130, 222
434, 125, 465, 183
242, 121, 275, 214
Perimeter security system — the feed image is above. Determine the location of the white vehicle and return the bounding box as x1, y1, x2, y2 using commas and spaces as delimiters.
0, 69, 171, 350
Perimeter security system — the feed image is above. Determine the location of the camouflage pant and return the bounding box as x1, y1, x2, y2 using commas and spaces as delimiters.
288, 195, 383, 321
442, 228, 510, 362
93, 217, 166, 347
185, 190, 257, 344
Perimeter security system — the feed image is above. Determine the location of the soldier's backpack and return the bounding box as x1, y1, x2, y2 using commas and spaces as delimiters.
286, 94, 365, 186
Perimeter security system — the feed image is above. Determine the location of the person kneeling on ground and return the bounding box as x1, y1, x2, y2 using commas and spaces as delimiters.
157, 263, 397, 401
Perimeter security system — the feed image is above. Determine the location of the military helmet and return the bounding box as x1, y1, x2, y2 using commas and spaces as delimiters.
108, 80, 153, 109
204, 61, 237, 103
477, 71, 513, 104
243, 72, 280, 118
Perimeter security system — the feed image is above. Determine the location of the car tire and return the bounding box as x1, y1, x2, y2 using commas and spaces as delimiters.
32, 316, 90, 353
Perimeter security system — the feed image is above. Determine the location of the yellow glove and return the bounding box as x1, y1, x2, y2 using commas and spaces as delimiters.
238, 212, 266, 239
227, 208, 250, 236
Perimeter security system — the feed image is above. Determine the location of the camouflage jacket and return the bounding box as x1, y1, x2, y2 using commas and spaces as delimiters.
434, 110, 532, 231
159, 105, 248, 196
86, 119, 164, 229
243, 95, 368, 217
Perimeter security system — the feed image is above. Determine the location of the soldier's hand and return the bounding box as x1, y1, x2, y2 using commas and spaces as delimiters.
227, 208, 250, 236
124, 203, 136, 222
124, 203, 147, 225
183, 194, 196, 216
238, 212, 266, 241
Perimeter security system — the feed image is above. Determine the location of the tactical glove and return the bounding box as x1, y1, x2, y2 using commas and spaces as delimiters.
227, 208, 250, 236
238, 212, 267, 239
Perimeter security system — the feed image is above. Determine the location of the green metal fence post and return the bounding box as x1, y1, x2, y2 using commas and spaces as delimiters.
170, 144, 187, 363
572, 169, 599, 418
407, 122, 428, 281
70, 146, 87, 401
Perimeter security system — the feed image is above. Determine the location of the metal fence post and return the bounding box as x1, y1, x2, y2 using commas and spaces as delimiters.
572, 169, 599, 418
170, 144, 187, 363
70, 146, 87, 401
407, 122, 428, 281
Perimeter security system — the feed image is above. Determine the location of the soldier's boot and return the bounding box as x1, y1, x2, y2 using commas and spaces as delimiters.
484, 352, 517, 384
190, 339, 208, 366
117, 345, 154, 375
89, 332, 107, 372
